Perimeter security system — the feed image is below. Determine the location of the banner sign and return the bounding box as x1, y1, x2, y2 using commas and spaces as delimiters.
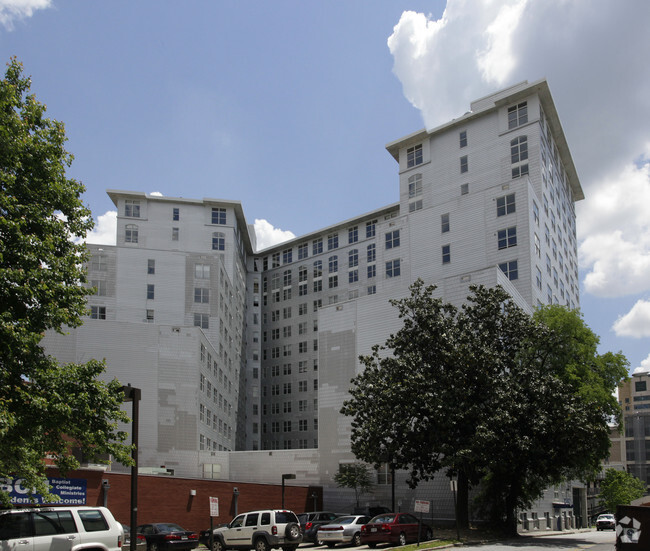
0, 477, 87, 505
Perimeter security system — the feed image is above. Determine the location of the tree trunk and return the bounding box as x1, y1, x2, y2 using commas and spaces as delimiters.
504, 486, 519, 537
456, 469, 470, 529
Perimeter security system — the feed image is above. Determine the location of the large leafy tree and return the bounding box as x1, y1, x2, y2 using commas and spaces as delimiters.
0, 58, 132, 505
333, 462, 374, 510
599, 468, 646, 513
341, 280, 628, 535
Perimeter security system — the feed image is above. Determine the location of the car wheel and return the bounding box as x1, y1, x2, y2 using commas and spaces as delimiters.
367, 544, 376, 549
316, 540, 324, 546
212, 540, 224, 551
398, 532, 407, 546
326, 544, 336, 549
255, 539, 269, 551
149, 543, 159, 551
285, 523, 301, 542
352, 533, 361, 547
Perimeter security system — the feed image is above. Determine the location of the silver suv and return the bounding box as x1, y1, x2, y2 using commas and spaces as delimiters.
207, 510, 301, 551
0, 506, 123, 551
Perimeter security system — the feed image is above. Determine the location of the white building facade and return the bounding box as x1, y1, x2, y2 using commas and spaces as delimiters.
43, 79, 583, 519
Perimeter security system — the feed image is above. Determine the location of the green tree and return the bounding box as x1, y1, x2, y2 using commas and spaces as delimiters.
333, 462, 374, 510
599, 468, 646, 513
341, 280, 628, 535
0, 58, 132, 506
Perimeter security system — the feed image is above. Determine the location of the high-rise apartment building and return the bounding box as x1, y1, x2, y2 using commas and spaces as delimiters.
43, 79, 583, 499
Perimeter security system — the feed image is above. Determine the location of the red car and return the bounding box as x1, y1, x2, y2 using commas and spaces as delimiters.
360, 513, 432, 547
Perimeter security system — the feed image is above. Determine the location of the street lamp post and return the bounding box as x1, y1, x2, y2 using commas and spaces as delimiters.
281, 474, 296, 509
121, 385, 141, 551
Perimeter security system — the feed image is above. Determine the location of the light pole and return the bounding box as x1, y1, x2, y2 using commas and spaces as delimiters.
281, 474, 296, 508
121, 385, 141, 551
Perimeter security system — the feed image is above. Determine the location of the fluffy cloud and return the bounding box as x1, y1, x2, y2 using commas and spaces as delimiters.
633, 354, 650, 375
253, 219, 295, 251
85, 210, 117, 245
613, 299, 650, 338
0, 0, 51, 30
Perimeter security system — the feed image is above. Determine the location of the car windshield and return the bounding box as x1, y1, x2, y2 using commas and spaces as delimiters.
157, 524, 184, 532
370, 515, 396, 524
599, 515, 614, 520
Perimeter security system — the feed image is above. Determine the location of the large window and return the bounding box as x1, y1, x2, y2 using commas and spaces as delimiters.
385, 230, 400, 250
366, 220, 377, 238
90, 306, 106, 320
510, 136, 528, 163
497, 193, 516, 216
146, 284, 155, 300
367, 243, 376, 262
298, 243, 309, 260
327, 233, 339, 250
124, 199, 140, 218
442, 244, 450, 264
441, 213, 450, 233
328, 256, 338, 273
459, 130, 467, 148
212, 232, 225, 251
349, 249, 358, 267
497, 227, 517, 249
407, 144, 423, 168
408, 173, 422, 198
385, 259, 401, 278
194, 288, 209, 303
460, 155, 468, 174
195, 263, 210, 279
211, 207, 226, 225
499, 260, 519, 281
507, 101, 528, 129
125, 224, 138, 243
348, 226, 358, 244
312, 238, 323, 255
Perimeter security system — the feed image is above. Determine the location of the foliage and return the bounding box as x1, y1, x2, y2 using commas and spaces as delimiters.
0, 58, 132, 506
333, 462, 374, 508
599, 468, 646, 513
341, 280, 629, 535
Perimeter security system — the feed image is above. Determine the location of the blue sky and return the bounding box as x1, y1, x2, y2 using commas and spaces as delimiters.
2, 0, 650, 375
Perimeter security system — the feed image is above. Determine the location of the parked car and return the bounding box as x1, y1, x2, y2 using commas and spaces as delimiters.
123, 524, 148, 551
596, 513, 616, 531
317, 515, 370, 547
360, 513, 432, 547
0, 505, 124, 551
298, 512, 339, 545
136, 523, 199, 551
205, 509, 302, 551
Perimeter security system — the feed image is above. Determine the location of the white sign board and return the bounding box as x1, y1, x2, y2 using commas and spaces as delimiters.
414, 500, 430, 513
210, 497, 219, 517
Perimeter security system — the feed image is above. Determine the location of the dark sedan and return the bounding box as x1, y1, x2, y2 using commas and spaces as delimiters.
360, 513, 432, 547
136, 523, 199, 551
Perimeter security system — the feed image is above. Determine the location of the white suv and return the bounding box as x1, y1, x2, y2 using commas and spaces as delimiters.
206, 510, 301, 551
0, 506, 124, 551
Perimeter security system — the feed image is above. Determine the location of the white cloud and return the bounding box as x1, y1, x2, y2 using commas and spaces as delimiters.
0, 0, 51, 30
150, 191, 163, 197
85, 210, 117, 245
388, 0, 650, 303
613, 299, 650, 338
253, 219, 295, 251
633, 354, 650, 374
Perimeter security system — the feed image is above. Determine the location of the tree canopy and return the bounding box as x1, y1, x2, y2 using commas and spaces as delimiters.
599, 468, 646, 513
341, 280, 629, 535
0, 58, 132, 505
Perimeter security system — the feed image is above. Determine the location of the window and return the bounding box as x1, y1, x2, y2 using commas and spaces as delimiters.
349, 249, 358, 267
327, 233, 338, 250
124, 199, 140, 217
283, 248, 292, 264
408, 173, 422, 198
91, 255, 107, 271
441, 213, 450, 233
459, 130, 467, 148
147, 284, 155, 300
536, 267, 542, 290
460, 155, 468, 174
125, 224, 138, 243
407, 144, 423, 168
172, 207, 179, 221
460, 183, 469, 195
349, 269, 359, 283
367, 264, 376, 279
283, 270, 292, 287
328, 275, 338, 288
172, 227, 179, 241
90, 306, 106, 320
442, 244, 450, 264
409, 200, 422, 212
212, 232, 225, 251
508, 101, 528, 129
533, 201, 540, 225
211, 207, 226, 225
499, 260, 519, 280
272, 252, 280, 268
91, 280, 106, 296
510, 136, 528, 163
386, 259, 400, 278
194, 313, 209, 329
497, 193, 516, 216
195, 263, 210, 279
328, 256, 338, 273
385, 230, 400, 249
312, 238, 323, 255
194, 288, 209, 303
367, 285, 376, 295
512, 164, 529, 179
313, 280, 322, 292
497, 227, 517, 249
146, 309, 154, 322
367, 243, 376, 262
148, 259, 155, 274
298, 243, 309, 260
366, 219, 377, 238
348, 226, 358, 244
313, 260, 322, 278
